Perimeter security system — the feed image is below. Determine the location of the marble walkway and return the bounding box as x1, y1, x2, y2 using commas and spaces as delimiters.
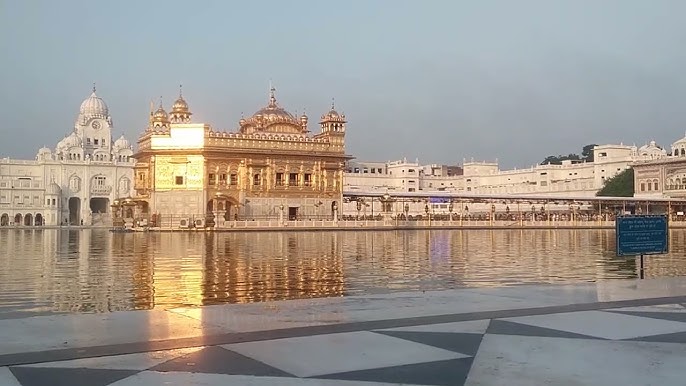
1, 277, 686, 385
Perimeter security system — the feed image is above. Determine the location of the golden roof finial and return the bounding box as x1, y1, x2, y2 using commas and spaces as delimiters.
92, 82, 96, 93
331, 97, 335, 110
179, 83, 183, 98
158, 96, 163, 109
268, 79, 276, 106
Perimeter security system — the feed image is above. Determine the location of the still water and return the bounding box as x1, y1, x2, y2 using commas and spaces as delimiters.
1, 229, 685, 317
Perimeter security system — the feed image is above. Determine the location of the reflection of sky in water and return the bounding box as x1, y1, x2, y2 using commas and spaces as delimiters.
430, 232, 450, 264
2, 228, 686, 317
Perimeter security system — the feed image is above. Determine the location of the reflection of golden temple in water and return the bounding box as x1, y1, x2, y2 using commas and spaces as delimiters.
128, 231, 346, 308
2, 229, 686, 314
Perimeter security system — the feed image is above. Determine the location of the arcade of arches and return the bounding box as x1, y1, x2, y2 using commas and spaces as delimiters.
1, 213, 44, 226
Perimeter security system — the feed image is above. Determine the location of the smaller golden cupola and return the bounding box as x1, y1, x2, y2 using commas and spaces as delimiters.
300, 111, 309, 132
319, 98, 346, 134
170, 84, 192, 123
150, 97, 170, 129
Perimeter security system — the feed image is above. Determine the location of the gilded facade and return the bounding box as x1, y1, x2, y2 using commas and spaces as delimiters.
118, 86, 351, 227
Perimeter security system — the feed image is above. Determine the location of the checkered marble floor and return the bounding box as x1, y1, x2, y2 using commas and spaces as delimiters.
2, 303, 685, 386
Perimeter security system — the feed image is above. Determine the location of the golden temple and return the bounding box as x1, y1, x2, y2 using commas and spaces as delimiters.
113, 85, 352, 227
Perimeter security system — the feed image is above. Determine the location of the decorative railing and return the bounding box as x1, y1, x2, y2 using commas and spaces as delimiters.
90, 185, 112, 196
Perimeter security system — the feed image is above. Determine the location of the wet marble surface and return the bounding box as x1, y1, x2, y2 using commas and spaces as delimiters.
1, 277, 686, 385
0, 309, 226, 355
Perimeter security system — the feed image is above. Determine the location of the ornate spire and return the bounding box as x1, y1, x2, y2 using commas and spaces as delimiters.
158, 96, 163, 109
268, 81, 277, 107
331, 98, 335, 110
179, 84, 183, 98
92, 82, 97, 93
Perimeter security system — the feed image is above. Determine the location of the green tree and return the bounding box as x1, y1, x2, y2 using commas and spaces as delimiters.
541, 155, 563, 165
582, 144, 598, 162
596, 168, 634, 197
540, 153, 581, 165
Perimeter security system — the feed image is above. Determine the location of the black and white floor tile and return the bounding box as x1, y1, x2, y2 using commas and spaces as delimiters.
2, 303, 685, 386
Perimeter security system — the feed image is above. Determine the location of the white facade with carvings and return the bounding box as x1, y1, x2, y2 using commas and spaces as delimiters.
345, 142, 667, 198
633, 133, 686, 199
0, 88, 135, 226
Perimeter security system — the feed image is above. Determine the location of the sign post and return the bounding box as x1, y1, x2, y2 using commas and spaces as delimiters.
616, 215, 669, 279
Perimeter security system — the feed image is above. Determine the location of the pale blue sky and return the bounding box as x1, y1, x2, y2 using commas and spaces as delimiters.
1, 0, 686, 167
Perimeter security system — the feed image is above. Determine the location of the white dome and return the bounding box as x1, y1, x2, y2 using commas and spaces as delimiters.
113, 135, 131, 149
672, 133, 686, 147
45, 182, 61, 195
36, 146, 52, 160
57, 132, 82, 150
79, 90, 109, 118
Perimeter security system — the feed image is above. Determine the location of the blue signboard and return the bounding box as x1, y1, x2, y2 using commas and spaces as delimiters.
616, 215, 668, 257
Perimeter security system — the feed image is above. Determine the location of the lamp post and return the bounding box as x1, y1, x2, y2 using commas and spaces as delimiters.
543, 204, 549, 226
404, 203, 409, 222
279, 203, 284, 225
425, 202, 430, 227
569, 204, 573, 223
448, 201, 454, 223
490, 203, 496, 226
356, 199, 362, 220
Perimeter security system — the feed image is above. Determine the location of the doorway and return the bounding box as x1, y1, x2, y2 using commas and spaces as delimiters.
0, 213, 8, 226
35, 213, 43, 226
90, 198, 109, 214
288, 206, 298, 220
69, 197, 81, 225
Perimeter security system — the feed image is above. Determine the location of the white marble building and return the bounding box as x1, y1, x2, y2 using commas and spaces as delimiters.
0, 87, 135, 226
345, 142, 667, 198
632, 133, 686, 199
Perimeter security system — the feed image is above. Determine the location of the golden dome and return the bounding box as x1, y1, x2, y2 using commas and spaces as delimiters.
171, 85, 190, 113
172, 96, 189, 113
252, 88, 298, 123
153, 106, 168, 121
320, 100, 346, 122
150, 99, 170, 128
239, 86, 304, 135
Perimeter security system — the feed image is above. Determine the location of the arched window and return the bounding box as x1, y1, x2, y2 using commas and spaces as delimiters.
640, 183, 645, 191
654, 181, 659, 191
253, 174, 261, 186
647, 182, 652, 191
681, 148, 685, 156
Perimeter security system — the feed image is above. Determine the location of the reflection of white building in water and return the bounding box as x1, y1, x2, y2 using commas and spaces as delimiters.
0, 87, 135, 226
345, 142, 668, 198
